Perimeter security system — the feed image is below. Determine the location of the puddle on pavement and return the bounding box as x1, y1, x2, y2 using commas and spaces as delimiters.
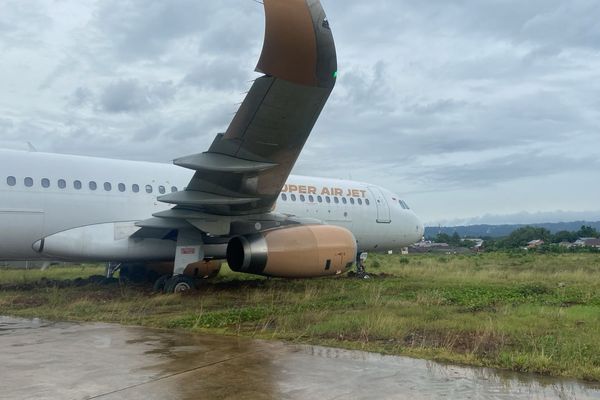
1, 316, 599, 400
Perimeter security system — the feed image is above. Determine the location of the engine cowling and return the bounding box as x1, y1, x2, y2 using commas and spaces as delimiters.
227, 225, 357, 278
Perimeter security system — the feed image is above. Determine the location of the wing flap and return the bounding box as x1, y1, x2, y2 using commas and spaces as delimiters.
174, 152, 277, 173
158, 191, 260, 207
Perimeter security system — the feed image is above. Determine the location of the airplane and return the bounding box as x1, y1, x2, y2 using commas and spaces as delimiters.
0, 0, 424, 292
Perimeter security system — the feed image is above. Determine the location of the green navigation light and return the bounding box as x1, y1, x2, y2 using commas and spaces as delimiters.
333, 71, 338, 78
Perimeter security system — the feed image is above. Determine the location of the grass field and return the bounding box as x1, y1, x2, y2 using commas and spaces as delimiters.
1, 253, 599, 381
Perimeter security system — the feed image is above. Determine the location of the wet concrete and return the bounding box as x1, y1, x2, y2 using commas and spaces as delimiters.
1, 316, 599, 400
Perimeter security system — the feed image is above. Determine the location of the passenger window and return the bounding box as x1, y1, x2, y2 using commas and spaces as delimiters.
132, 184, 140, 193
350, 198, 355, 205
358, 198, 363, 205
41, 178, 50, 188
171, 186, 178, 193
291, 194, 297, 202
334, 197, 339, 204
300, 194, 306, 202
159, 186, 166, 194
89, 181, 97, 191
326, 196, 331, 203
104, 182, 112, 191
118, 183, 126, 192
58, 179, 66, 189
24, 177, 33, 187
365, 199, 370, 206
74, 180, 82, 190
309, 195, 314, 202
6, 176, 16, 186
342, 198, 347, 205
317, 196, 323, 203
145, 185, 153, 194
281, 193, 287, 201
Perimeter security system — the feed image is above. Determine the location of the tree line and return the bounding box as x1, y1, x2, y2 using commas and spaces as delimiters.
430, 225, 599, 251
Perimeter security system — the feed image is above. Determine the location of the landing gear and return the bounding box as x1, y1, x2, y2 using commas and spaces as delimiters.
105, 262, 121, 279
153, 275, 170, 292
356, 252, 370, 279
164, 275, 197, 293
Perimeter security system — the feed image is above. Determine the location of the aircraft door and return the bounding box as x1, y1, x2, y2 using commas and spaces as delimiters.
368, 187, 391, 223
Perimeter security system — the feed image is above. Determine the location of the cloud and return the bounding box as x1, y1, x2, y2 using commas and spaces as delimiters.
412, 152, 600, 190
0, 0, 52, 48
99, 79, 177, 113
68, 87, 94, 108
92, 0, 261, 61
184, 59, 250, 91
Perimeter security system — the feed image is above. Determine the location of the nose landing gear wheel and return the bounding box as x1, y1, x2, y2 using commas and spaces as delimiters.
164, 275, 197, 293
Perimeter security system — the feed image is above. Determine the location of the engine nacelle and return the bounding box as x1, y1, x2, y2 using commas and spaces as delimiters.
227, 225, 357, 278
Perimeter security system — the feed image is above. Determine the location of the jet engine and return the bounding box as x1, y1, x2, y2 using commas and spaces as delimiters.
227, 225, 357, 278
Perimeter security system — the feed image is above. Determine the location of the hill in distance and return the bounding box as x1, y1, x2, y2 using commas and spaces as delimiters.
424, 221, 600, 239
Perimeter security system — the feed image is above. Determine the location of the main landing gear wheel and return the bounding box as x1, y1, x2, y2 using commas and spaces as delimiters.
356, 252, 370, 279
164, 275, 197, 294
153, 275, 171, 293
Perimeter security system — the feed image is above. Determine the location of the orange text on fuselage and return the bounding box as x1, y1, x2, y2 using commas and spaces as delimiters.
281, 185, 367, 198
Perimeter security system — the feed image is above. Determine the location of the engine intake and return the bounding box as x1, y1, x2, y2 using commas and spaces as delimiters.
227, 225, 357, 278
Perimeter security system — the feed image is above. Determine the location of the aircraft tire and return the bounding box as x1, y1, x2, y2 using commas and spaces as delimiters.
164, 275, 197, 294
153, 275, 171, 293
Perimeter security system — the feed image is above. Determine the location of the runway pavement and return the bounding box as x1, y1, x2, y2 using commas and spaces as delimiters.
1, 316, 599, 400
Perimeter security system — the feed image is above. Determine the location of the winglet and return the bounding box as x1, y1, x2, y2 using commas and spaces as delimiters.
256, 0, 337, 88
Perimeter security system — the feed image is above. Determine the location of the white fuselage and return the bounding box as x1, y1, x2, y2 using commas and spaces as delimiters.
0, 149, 424, 262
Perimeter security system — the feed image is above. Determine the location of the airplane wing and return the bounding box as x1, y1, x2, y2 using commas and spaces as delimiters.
136, 0, 336, 238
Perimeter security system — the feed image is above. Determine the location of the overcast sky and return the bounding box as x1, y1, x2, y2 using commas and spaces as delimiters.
1, 0, 599, 225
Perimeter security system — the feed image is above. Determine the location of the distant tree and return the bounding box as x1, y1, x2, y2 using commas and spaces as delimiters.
497, 226, 552, 249
434, 232, 471, 247
450, 232, 462, 246
551, 230, 578, 244
577, 225, 599, 238
434, 233, 452, 244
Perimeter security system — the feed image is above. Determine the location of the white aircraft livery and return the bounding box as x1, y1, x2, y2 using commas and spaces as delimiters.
0, 0, 424, 292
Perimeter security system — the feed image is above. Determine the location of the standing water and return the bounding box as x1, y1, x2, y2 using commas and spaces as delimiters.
0, 316, 598, 400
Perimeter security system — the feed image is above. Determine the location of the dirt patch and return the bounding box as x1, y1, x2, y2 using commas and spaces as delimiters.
0, 276, 120, 292
346, 272, 395, 279
8, 295, 47, 308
